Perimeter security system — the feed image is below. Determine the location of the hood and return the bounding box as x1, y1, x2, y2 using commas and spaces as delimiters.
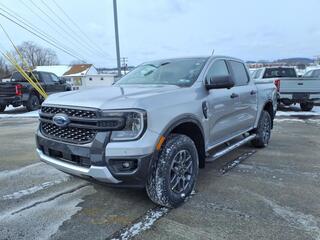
44, 84, 181, 109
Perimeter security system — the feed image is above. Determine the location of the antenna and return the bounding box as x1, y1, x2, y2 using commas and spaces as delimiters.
211, 49, 215, 55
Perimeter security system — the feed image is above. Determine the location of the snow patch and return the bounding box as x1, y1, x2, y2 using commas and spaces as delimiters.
1, 178, 69, 200
110, 207, 169, 240
0, 110, 39, 118
276, 106, 320, 117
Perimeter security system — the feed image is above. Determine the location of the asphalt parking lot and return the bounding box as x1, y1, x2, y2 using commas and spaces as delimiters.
0, 108, 320, 240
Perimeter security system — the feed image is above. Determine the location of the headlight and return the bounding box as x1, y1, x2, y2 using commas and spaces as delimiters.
102, 109, 146, 141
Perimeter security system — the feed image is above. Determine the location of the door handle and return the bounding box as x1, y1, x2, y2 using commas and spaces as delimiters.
250, 90, 257, 95
230, 93, 239, 98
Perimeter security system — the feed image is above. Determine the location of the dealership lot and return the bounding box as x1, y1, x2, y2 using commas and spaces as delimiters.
0, 109, 320, 240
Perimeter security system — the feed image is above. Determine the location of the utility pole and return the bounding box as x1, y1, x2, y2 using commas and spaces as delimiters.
121, 57, 128, 75
113, 0, 121, 77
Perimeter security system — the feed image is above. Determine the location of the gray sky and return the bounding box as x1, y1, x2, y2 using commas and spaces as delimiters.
0, 0, 319, 67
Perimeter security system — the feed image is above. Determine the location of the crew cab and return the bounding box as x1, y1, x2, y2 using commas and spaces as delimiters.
36, 56, 277, 207
0, 71, 70, 112
252, 67, 320, 111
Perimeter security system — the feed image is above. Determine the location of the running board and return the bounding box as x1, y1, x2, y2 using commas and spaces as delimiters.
206, 134, 256, 162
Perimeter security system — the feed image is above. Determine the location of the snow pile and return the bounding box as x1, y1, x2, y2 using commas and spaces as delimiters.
0, 105, 39, 118
276, 106, 320, 117
111, 206, 169, 240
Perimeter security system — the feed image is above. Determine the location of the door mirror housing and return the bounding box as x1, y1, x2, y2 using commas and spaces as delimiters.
59, 78, 66, 84
205, 75, 234, 90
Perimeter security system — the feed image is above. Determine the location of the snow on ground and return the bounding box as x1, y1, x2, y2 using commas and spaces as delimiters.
276, 106, 320, 117
0, 105, 39, 118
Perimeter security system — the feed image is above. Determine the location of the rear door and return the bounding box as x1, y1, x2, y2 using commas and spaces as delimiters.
49, 73, 65, 92
227, 60, 257, 132
40, 72, 55, 95
205, 59, 239, 146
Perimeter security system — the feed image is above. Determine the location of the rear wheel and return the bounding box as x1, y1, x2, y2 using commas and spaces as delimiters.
26, 94, 40, 111
146, 134, 199, 208
300, 102, 314, 111
251, 110, 271, 148
0, 104, 5, 113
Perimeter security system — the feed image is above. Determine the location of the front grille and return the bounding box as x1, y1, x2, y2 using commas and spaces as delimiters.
40, 106, 100, 144
41, 106, 97, 119
41, 122, 97, 144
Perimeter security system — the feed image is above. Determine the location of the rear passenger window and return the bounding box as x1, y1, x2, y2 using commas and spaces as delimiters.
228, 61, 249, 86
41, 73, 53, 84
253, 69, 262, 79
206, 60, 229, 83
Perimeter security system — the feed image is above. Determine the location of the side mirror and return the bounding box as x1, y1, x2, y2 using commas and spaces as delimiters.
205, 75, 234, 90
59, 78, 66, 84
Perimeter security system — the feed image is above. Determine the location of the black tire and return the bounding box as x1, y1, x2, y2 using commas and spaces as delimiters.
300, 102, 314, 111
0, 104, 5, 113
146, 134, 199, 208
26, 94, 40, 111
251, 110, 272, 148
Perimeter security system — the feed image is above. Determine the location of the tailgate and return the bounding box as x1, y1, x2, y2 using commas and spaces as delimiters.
279, 77, 320, 93
0, 83, 17, 97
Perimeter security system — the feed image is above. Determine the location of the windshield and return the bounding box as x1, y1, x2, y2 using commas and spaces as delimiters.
263, 68, 297, 78
116, 58, 208, 87
11, 72, 39, 82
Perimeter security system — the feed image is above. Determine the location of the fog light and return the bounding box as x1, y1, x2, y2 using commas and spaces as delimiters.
122, 162, 130, 168
109, 159, 138, 173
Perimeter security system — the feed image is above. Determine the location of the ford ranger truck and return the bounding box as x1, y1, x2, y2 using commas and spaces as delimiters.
36, 56, 277, 207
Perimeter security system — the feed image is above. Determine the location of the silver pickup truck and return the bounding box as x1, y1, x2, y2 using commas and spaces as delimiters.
252, 67, 320, 111
36, 56, 277, 207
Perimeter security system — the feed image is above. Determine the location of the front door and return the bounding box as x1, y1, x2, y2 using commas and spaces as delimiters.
205, 59, 240, 147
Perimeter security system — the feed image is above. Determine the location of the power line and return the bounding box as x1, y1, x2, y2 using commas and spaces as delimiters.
0, 11, 86, 62
0, 4, 88, 62
39, 0, 106, 59
51, 0, 110, 57
28, 0, 99, 58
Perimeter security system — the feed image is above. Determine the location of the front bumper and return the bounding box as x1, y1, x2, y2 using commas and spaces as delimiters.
36, 148, 121, 183
36, 129, 159, 187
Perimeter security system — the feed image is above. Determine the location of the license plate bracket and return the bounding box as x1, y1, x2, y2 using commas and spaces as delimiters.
293, 93, 310, 100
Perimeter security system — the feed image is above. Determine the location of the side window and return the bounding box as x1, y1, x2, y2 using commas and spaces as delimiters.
228, 61, 249, 86
253, 69, 262, 79
50, 74, 59, 82
312, 70, 320, 77
206, 60, 229, 83
41, 73, 53, 84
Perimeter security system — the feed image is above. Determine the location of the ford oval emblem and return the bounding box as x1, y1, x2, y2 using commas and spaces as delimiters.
53, 113, 70, 127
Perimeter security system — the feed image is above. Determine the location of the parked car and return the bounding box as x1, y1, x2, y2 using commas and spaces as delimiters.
252, 67, 320, 111
0, 71, 71, 112
36, 56, 277, 207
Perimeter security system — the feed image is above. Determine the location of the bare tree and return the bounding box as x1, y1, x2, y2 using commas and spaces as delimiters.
0, 56, 10, 79
11, 41, 59, 68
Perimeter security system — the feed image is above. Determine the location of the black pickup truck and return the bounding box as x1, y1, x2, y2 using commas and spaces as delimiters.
0, 71, 70, 112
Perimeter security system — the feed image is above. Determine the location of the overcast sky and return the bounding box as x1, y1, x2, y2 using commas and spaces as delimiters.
0, 0, 319, 67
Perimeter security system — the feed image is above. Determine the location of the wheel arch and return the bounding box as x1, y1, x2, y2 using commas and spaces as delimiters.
262, 100, 275, 129
159, 114, 206, 168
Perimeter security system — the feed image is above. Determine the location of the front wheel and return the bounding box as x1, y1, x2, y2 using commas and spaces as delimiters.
251, 110, 271, 148
26, 94, 40, 111
0, 104, 5, 113
300, 102, 314, 111
146, 134, 199, 208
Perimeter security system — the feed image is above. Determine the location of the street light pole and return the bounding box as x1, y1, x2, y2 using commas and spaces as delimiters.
113, 0, 121, 77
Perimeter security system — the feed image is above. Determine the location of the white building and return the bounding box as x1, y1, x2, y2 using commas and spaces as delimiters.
35, 65, 71, 77
63, 64, 115, 90
35, 64, 116, 90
